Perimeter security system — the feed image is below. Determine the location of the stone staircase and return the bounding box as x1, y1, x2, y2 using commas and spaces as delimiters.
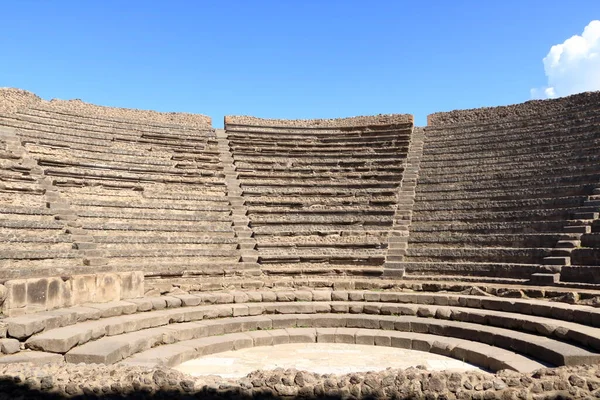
0, 126, 105, 277
383, 127, 425, 278
543, 185, 600, 269
216, 128, 260, 275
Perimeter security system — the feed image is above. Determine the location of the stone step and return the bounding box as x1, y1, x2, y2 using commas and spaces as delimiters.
581, 233, 600, 247
412, 208, 580, 223
118, 327, 543, 373
413, 196, 586, 212
0, 350, 63, 365
404, 247, 549, 264
74, 209, 232, 222
543, 256, 571, 266
401, 261, 558, 279
415, 184, 588, 202
19, 108, 209, 136
261, 264, 383, 277
408, 233, 565, 248
570, 248, 600, 267
10, 287, 600, 343
59, 310, 600, 368
574, 212, 599, 220
417, 174, 600, 191
550, 248, 573, 257
564, 225, 591, 234
418, 162, 600, 184
411, 219, 566, 234
80, 221, 234, 233
555, 240, 581, 248
425, 116, 600, 142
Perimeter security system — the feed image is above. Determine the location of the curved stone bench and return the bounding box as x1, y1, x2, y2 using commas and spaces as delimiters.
8, 288, 600, 341
118, 328, 544, 373
24, 303, 600, 368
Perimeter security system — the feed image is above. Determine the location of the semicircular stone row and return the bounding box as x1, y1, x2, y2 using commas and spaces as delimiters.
2, 287, 600, 373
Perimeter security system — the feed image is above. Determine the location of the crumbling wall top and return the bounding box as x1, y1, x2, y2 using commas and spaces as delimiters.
225, 114, 413, 128
427, 91, 600, 127
0, 88, 212, 129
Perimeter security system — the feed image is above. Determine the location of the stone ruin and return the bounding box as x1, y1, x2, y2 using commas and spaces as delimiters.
0, 87, 598, 398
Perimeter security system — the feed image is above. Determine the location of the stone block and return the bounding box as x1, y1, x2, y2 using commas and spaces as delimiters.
0, 351, 63, 366
69, 275, 96, 305
355, 329, 377, 345
389, 332, 412, 349
0, 338, 20, 354
276, 291, 295, 302
286, 328, 316, 343
95, 273, 121, 303
312, 290, 331, 302
163, 296, 183, 308
126, 298, 153, 312
335, 328, 358, 344
331, 291, 349, 301
269, 330, 290, 345
246, 330, 274, 347
195, 336, 235, 356
295, 290, 313, 302
3, 277, 72, 316
316, 328, 337, 343
232, 304, 249, 317
119, 271, 144, 299
2, 280, 25, 314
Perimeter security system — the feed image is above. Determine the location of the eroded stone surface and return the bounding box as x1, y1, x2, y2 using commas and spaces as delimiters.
173, 343, 482, 378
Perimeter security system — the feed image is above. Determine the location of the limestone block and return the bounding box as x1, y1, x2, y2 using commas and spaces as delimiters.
3, 280, 27, 314
126, 298, 153, 312
2, 277, 70, 315
0, 285, 7, 303
46, 278, 72, 310
69, 274, 97, 305
246, 330, 273, 347
95, 273, 121, 303
285, 328, 316, 343
0, 338, 20, 354
0, 322, 6, 338
119, 271, 144, 299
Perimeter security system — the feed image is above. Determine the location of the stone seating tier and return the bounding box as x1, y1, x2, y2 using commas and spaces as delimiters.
0, 88, 598, 340
224, 116, 414, 278
403, 93, 600, 281
0, 98, 251, 281
5, 287, 600, 373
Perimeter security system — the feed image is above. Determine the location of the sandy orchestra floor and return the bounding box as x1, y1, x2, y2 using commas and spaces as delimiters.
174, 343, 483, 378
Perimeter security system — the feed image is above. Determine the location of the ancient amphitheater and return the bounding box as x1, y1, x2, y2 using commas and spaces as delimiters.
0, 87, 599, 399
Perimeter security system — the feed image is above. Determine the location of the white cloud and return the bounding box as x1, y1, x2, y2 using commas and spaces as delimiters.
531, 20, 600, 99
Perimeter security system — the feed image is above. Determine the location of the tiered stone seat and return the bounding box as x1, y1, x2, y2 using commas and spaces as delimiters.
0, 128, 82, 279
7, 286, 600, 372
404, 93, 600, 280
0, 100, 253, 278
224, 115, 413, 277
569, 189, 600, 281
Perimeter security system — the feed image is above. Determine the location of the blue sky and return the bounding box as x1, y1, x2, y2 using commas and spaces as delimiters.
1, 1, 599, 126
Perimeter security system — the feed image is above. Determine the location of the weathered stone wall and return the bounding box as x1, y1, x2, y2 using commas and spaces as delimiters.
427, 90, 600, 126
0, 88, 42, 114
225, 113, 413, 128
0, 87, 212, 128
1, 363, 600, 399
0, 271, 143, 316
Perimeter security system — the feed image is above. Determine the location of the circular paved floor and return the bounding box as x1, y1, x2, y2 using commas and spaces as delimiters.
174, 343, 483, 378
